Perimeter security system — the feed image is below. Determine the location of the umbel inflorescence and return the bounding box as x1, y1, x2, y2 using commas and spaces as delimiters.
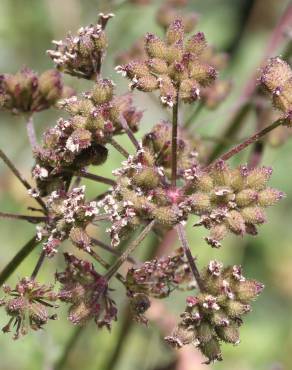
0, 2, 291, 366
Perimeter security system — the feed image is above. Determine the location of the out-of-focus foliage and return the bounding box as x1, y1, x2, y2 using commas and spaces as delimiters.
0, 0, 292, 369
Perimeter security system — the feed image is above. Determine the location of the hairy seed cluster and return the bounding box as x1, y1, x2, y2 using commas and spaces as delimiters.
33, 81, 142, 195
185, 160, 284, 248
126, 247, 194, 299
99, 122, 199, 246
116, 19, 217, 107
165, 261, 264, 363
260, 57, 292, 125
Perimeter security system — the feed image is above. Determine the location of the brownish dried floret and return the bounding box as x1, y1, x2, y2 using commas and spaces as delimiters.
259, 57, 292, 125
57, 253, 117, 328
34, 185, 99, 257
0, 278, 57, 339
47, 14, 113, 79
0, 67, 73, 114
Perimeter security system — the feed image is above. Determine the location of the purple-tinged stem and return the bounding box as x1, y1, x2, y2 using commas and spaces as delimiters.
0, 211, 47, 224
0, 148, 47, 212
110, 138, 130, 158
0, 235, 39, 285
74, 170, 116, 187
30, 250, 46, 280
91, 237, 137, 264
104, 220, 156, 280
206, 119, 283, 169
176, 223, 204, 292
119, 115, 140, 150
171, 91, 179, 186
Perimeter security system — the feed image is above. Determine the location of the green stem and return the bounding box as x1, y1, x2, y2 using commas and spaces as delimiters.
102, 233, 160, 370
87, 248, 126, 285
0, 148, 47, 212
176, 224, 204, 291
104, 221, 155, 281
91, 238, 137, 264
0, 235, 39, 285
109, 138, 129, 158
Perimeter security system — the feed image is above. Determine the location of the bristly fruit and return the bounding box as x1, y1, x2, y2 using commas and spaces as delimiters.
165, 261, 264, 363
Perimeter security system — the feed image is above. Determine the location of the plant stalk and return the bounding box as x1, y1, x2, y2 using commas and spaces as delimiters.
110, 138, 130, 158
0, 148, 47, 212
76, 170, 116, 187
104, 220, 155, 280
171, 91, 179, 186
176, 223, 204, 291
91, 238, 137, 264
31, 250, 46, 280
0, 212, 47, 224
206, 119, 283, 169
0, 235, 39, 285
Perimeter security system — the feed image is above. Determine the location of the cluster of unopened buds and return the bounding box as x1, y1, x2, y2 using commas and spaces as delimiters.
0, 1, 291, 366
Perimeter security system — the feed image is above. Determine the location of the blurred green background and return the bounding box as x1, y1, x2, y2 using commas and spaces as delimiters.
0, 0, 292, 369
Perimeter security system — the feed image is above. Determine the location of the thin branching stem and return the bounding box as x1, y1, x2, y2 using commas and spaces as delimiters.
171, 89, 179, 186
91, 238, 137, 264
75, 170, 116, 187
119, 115, 140, 150
176, 223, 204, 291
26, 114, 37, 149
110, 138, 130, 158
94, 214, 111, 222
207, 102, 252, 163
88, 248, 126, 284
104, 220, 156, 280
206, 119, 284, 169
0, 211, 47, 224
103, 233, 160, 370
0, 235, 39, 285
0, 148, 47, 212
30, 251, 46, 280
